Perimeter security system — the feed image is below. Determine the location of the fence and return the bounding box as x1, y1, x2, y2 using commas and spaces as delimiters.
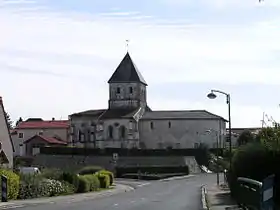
236, 175, 274, 210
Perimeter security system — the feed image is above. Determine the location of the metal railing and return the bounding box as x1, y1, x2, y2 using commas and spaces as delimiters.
236, 175, 274, 210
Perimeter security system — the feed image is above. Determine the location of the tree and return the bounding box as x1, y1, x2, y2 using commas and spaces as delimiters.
195, 143, 211, 167
4, 111, 13, 129
237, 130, 255, 146
15, 117, 23, 127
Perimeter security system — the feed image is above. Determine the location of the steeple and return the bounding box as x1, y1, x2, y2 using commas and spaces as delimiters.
108, 53, 148, 110
108, 53, 147, 86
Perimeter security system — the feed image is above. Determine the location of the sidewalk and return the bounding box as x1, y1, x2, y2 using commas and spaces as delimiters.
0, 184, 134, 209
205, 184, 240, 210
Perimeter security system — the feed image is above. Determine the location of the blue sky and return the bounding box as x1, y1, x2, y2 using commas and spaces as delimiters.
1, 0, 280, 127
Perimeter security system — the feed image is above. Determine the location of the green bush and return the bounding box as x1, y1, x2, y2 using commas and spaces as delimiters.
77, 176, 90, 193
59, 172, 79, 192
0, 169, 20, 200
40, 168, 63, 180
98, 170, 114, 185
97, 174, 110, 188
82, 174, 100, 191
78, 166, 103, 175
18, 174, 74, 199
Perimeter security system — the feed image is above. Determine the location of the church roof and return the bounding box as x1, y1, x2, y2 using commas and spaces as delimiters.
108, 53, 147, 85
141, 110, 227, 121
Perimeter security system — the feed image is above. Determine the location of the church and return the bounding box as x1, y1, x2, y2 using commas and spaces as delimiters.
69, 53, 227, 149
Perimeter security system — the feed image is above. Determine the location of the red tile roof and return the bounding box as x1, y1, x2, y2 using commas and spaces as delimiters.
16, 120, 69, 129
24, 135, 67, 145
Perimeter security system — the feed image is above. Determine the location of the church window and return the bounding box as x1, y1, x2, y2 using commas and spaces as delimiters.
108, 125, 113, 138
129, 87, 133, 94
116, 87, 120, 94
150, 122, 154, 129
120, 126, 126, 138
168, 121, 171, 128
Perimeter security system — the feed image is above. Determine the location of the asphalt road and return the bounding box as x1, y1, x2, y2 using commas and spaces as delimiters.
18, 174, 218, 210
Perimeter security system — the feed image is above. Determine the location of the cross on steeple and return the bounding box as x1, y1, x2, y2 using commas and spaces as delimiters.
126, 39, 129, 52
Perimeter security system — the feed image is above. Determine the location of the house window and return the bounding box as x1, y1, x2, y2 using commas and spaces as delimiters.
168, 121, 171, 128
108, 125, 113, 139
150, 122, 154, 129
116, 87, 120, 94
18, 133, 24, 138
129, 87, 133, 94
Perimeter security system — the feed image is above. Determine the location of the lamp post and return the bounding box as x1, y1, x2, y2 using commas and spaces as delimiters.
207, 89, 232, 172
205, 129, 219, 185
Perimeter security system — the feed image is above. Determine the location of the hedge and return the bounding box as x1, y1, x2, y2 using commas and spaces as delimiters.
40, 147, 223, 157
78, 166, 103, 175
116, 166, 189, 177
0, 169, 20, 200
98, 170, 114, 185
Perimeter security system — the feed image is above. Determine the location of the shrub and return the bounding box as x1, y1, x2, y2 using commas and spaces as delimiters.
59, 172, 79, 192
40, 168, 63, 180
97, 174, 110, 188
82, 174, 100, 191
78, 166, 103, 175
18, 174, 49, 199
77, 176, 90, 193
18, 174, 74, 199
98, 170, 114, 185
0, 169, 20, 200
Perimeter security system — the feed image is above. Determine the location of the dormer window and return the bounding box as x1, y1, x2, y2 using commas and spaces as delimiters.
129, 87, 133, 94
116, 87, 120, 94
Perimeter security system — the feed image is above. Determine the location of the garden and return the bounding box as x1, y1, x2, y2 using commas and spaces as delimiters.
0, 165, 114, 201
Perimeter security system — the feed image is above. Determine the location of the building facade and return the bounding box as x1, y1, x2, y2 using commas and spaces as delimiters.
11, 118, 69, 156
0, 97, 14, 168
69, 53, 227, 149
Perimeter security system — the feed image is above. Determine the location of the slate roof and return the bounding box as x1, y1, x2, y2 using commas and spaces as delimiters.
70, 109, 107, 117
141, 110, 227, 121
98, 109, 138, 120
24, 135, 67, 145
108, 53, 147, 85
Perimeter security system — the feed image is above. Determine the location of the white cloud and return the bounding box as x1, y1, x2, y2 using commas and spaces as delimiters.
1, 2, 280, 126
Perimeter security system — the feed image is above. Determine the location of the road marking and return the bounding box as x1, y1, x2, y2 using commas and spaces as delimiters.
138, 183, 150, 187
113, 203, 119, 206
130, 200, 136, 203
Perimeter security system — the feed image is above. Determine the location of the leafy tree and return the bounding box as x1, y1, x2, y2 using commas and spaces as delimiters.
4, 111, 13, 129
237, 130, 255, 146
255, 123, 280, 150
195, 143, 211, 167
15, 117, 23, 127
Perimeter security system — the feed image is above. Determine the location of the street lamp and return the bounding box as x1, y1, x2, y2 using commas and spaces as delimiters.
205, 129, 220, 186
207, 89, 232, 172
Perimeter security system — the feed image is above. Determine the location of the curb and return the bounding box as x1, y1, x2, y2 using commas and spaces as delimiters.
0, 184, 134, 209
159, 174, 195, 182
201, 185, 209, 210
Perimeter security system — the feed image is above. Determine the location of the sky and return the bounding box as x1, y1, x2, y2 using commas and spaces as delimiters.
1, 0, 280, 127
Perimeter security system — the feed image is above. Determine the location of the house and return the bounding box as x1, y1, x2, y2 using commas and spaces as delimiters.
69, 52, 227, 149
0, 97, 14, 168
11, 118, 69, 156
24, 135, 67, 156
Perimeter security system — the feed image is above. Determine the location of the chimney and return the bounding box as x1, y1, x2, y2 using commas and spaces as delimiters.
52, 117, 55, 121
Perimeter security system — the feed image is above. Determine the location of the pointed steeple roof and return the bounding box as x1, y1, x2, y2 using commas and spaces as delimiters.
108, 53, 147, 86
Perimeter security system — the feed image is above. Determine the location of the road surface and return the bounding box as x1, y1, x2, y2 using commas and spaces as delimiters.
17, 174, 218, 210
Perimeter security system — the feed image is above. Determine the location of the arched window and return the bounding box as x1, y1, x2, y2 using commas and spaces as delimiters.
108, 125, 113, 139
119, 126, 126, 139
